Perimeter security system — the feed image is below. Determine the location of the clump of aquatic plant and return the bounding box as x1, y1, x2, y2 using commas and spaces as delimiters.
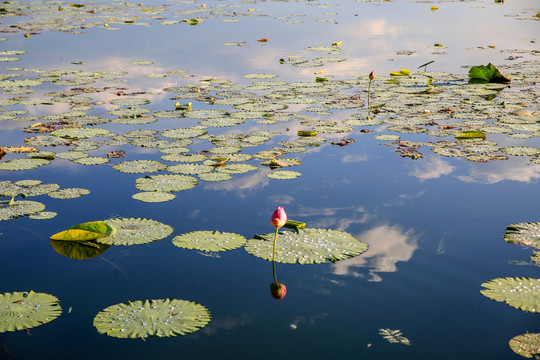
270, 206, 287, 300
367, 71, 374, 109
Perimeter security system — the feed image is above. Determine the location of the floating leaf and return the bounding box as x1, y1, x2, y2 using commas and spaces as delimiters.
132, 192, 176, 203
172, 231, 247, 252
0, 158, 50, 171
379, 328, 411, 345
468, 63, 510, 83
48, 188, 90, 199
94, 299, 210, 339
0, 291, 62, 333
112, 160, 167, 174
99, 218, 173, 246
267, 170, 302, 180
245, 228, 368, 264
501, 146, 540, 157
0, 200, 45, 221
509, 333, 540, 358
480, 277, 540, 313
504, 222, 540, 249
50, 221, 116, 242
455, 130, 486, 140
135, 174, 197, 192
51, 128, 110, 139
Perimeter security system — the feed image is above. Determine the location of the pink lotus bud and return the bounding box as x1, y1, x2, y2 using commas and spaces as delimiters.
369, 71, 375, 81
270, 282, 287, 300
270, 206, 287, 228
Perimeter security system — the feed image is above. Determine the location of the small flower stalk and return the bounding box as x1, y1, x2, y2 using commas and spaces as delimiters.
367, 71, 374, 110
269, 206, 288, 300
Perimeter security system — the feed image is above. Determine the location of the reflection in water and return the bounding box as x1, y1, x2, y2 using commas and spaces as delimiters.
204, 171, 270, 196
50, 239, 110, 260
409, 156, 455, 181
203, 313, 252, 336
332, 224, 420, 282
457, 161, 540, 184
289, 312, 329, 331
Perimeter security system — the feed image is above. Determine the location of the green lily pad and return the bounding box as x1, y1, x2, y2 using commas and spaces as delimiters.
112, 160, 167, 174
504, 222, 540, 249
267, 170, 302, 179
0, 291, 62, 333
501, 146, 540, 157
480, 277, 540, 313
132, 192, 176, 203
215, 163, 258, 174
245, 228, 368, 264
135, 174, 198, 192
468, 63, 510, 83
73, 156, 110, 165
51, 128, 110, 139
509, 333, 540, 358
99, 218, 174, 246
50, 239, 110, 260
48, 188, 90, 199
0, 200, 45, 221
51, 221, 116, 242
110, 98, 150, 106
166, 163, 213, 175
29, 211, 58, 220
161, 127, 208, 139
93, 298, 211, 339
0, 158, 50, 171
172, 231, 247, 252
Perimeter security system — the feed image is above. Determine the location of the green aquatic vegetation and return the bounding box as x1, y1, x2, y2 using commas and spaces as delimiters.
135, 174, 198, 192
509, 333, 540, 358
0, 158, 50, 171
50, 221, 116, 242
267, 170, 302, 179
112, 160, 167, 174
0, 200, 45, 221
132, 191, 176, 203
0, 291, 62, 333
245, 228, 368, 264
480, 277, 540, 313
504, 222, 540, 249
93, 299, 211, 339
50, 239, 110, 260
48, 188, 90, 199
100, 218, 174, 246
172, 231, 247, 252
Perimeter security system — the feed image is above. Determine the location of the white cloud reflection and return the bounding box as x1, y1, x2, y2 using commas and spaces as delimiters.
332, 224, 420, 282
409, 156, 455, 181
457, 161, 540, 184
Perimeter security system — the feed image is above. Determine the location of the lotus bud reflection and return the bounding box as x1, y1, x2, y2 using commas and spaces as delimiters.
270, 206, 287, 229
270, 282, 287, 300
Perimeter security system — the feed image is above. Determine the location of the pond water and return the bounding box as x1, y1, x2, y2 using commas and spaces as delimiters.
0, 0, 539, 359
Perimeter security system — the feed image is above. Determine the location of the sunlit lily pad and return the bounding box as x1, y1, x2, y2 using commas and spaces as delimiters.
215, 163, 258, 174
480, 277, 540, 313
501, 146, 540, 157
161, 127, 208, 139
100, 218, 174, 246
0, 200, 45, 221
51, 128, 110, 139
0, 291, 62, 333
132, 192, 176, 203
73, 156, 110, 165
48, 188, 90, 199
245, 228, 368, 264
93, 298, 211, 339
112, 160, 167, 174
135, 174, 197, 192
509, 333, 540, 359
166, 163, 213, 175
267, 170, 302, 179
172, 231, 247, 252
56, 151, 89, 160
198, 172, 232, 182
29, 211, 57, 220
110, 98, 150, 106
0, 158, 50, 171
504, 222, 540, 249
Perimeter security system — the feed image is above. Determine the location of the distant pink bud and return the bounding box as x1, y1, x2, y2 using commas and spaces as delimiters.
369, 71, 375, 81
270, 282, 287, 300
270, 206, 287, 228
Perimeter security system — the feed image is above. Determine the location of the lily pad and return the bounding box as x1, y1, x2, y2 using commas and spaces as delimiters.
50, 221, 116, 242
509, 333, 540, 359
172, 231, 247, 252
469, 63, 510, 83
0, 200, 45, 221
480, 277, 540, 313
0, 158, 50, 171
132, 192, 176, 203
245, 228, 368, 264
112, 160, 167, 174
93, 298, 211, 339
504, 222, 540, 249
267, 170, 302, 179
51, 128, 110, 139
99, 218, 174, 246
0, 291, 62, 333
135, 174, 197, 192
48, 188, 90, 199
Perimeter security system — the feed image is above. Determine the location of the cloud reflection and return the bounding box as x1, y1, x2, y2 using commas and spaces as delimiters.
409, 156, 455, 181
332, 224, 420, 282
457, 160, 540, 184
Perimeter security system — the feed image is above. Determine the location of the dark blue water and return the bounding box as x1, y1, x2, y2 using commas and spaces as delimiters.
0, 1, 539, 359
